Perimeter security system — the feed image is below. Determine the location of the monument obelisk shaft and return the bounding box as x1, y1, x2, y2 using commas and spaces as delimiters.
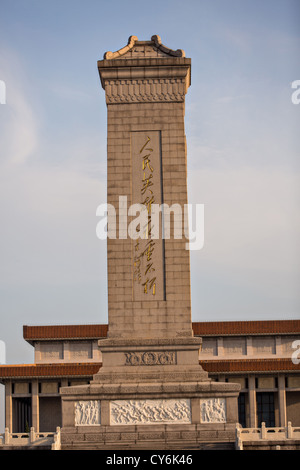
60, 37, 240, 449
98, 35, 192, 340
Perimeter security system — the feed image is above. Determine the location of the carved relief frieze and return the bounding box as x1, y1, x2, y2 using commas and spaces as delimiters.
200, 398, 226, 423
105, 78, 186, 104
110, 399, 191, 425
75, 400, 101, 426
125, 351, 176, 366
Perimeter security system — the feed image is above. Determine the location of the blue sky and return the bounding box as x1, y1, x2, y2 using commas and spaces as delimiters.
0, 0, 299, 377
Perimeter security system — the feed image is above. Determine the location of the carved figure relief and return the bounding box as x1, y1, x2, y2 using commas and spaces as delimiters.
200, 398, 226, 423
110, 399, 191, 425
75, 400, 101, 426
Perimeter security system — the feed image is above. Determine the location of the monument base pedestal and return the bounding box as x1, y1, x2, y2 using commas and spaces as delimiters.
60, 336, 240, 450
60, 423, 238, 450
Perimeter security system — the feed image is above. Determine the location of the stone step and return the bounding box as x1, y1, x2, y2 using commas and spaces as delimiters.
61, 440, 236, 451
0, 445, 52, 451
197, 441, 236, 450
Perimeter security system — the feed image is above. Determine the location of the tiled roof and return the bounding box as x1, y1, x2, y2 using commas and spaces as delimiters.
23, 324, 108, 342
23, 320, 300, 342
0, 363, 101, 379
0, 359, 299, 380
200, 358, 300, 373
193, 320, 300, 336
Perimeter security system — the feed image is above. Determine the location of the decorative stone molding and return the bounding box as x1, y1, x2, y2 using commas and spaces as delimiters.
110, 399, 191, 425
75, 401, 100, 426
103, 35, 185, 60
104, 78, 186, 104
151, 35, 185, 57
98, 337, 201, 347
104, 35, 138, 60
125, 351, 176, 366
200, 398, 226, 423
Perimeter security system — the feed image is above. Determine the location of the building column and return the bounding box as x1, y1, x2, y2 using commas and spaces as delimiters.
34, 342, 42, 363
92, 340, 102, 362
5, 380, 13, 432
246, 336, 253, 356
248, 375, 256, 427
217, 337, 224, 357
63, 341, 71, 361
278, 375, 286, 427
275, 336, 282, 356
31, 380, 39, 432
60, 379, 68, 389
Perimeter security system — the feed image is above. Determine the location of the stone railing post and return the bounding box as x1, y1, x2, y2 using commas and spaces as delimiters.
51, 436, 57, 450
287, 421, 293, 439
51, 427, 61, 450
235, 423, 243, 450
261, 422, 266, 439
30, 427, 36, 443
4, 428, 10, 445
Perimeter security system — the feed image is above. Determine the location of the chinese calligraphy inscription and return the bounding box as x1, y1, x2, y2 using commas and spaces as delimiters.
131, 131, 165, 301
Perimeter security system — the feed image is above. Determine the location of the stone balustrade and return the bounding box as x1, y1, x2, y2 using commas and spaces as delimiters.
236, 422, 300, 450
0, 426, 61, 450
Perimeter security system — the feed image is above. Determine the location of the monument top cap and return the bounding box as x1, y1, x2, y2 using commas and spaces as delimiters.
103, 35, 186, 60
98, 35, 191, 93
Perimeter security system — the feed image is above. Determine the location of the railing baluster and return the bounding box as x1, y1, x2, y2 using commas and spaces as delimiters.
4, 428, 10, 445
287, 422, 293, 439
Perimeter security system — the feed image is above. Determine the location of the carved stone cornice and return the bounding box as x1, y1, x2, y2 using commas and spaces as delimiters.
104, 77, 186, 104
60, 379, 241, 398
98, 336, 202, 349
97, 35, 191, 102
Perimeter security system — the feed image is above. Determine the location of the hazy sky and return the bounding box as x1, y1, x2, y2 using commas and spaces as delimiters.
0, 0, 299, 374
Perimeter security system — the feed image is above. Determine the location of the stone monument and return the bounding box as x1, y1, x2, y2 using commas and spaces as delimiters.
60, 35, 240, 450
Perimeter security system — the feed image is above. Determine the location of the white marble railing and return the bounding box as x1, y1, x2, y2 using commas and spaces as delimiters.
0, 427, 61, 450
236, 422, 300, 450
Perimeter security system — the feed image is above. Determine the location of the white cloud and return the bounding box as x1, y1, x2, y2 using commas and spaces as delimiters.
0, 48, 39, 166
0, 48, 107, 288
